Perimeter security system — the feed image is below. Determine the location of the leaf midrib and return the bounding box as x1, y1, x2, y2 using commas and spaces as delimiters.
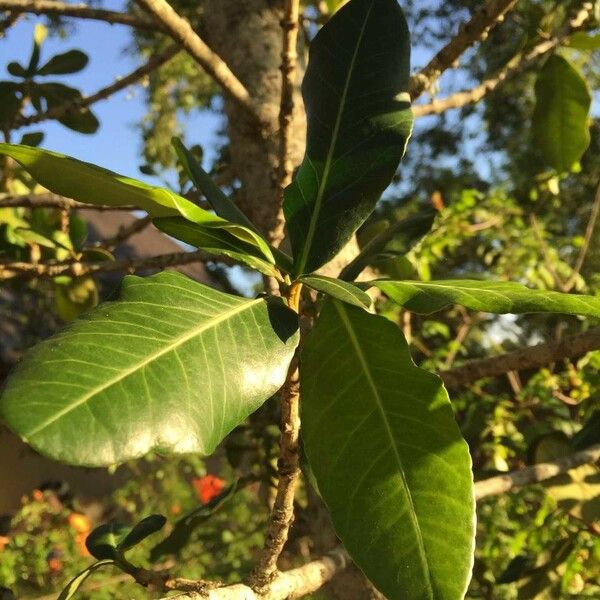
24, 298, 262, 439
296, 0, 375, 274
333, 301, 434, 596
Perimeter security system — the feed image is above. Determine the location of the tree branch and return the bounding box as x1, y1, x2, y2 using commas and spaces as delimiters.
565, 179, 600, 290
474, 444, 600, 500
0, 10, 20, 35
134, 0, 265, 129
101, 215, 153, 249
440, 327, 600, 390
0, 0, 164, 32
163, 549, 348, 600
271, 0, 301, 247
252, 284, 303, 588
0, 250, 214, 279
413, 36, 558, 117
0, 193, 136, 211
13, 44, 180, 129
413, 2, 593, 117
409, 0, 519, 100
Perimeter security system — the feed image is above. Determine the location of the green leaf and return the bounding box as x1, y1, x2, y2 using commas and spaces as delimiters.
58, 109, 100, 135
372, 279, 600, 318
340, 211, 435, 281
169, 138, 292, 274
0, 144, 278, 272
299, 274, 372, 308
57, 560, 114, 600
532, 55, 591, 172
301, 302, 475, 600
150, 483, 237, 560
283, 0, 413, 274
0, 271, 299, 466
172, 137, 256, 231
86, 522, 130, 560
0, 82, 21, 128
19, 131, 44, 147
566, 32, 600, 51
37, 50, 89, 75
153, 217, 281, 278
54, 276, 98, 321
27, 23, 47, 75
0, 143, 210, 219
119, 514, 167, 552
32, 83, 99, 134
7, 61, 27, 78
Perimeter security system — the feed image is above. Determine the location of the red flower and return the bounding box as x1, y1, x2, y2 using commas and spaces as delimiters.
193, 475, 225, 504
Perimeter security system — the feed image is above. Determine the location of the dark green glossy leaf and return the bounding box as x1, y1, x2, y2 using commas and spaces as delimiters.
532, 55, 591, 172
172, 137, 256, 231
372, 279, 600, 318
86, 522, 129, 560
0, 271, 299, 466
302, 302, 475, 600
299, 274, 372, 308
57, 560, 114, 600
38, 50, 89, 75
119, 514, 167, 552
153, 217, 281, 278
340, 210, 435, 281
283, 0, 413, 274
7, 61, 27, 78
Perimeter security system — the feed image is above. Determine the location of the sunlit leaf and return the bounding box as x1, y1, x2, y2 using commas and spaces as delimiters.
372, 279, 600, 318
302, 301, 475, 599
0, 271, 299, 466
299, 274, 372, 308
532, 55, 591, 172
284, 0, 413, 274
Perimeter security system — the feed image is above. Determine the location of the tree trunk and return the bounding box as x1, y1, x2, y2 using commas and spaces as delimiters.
202, 0, 306, 238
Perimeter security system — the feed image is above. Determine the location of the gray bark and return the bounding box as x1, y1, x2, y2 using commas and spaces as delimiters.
202, 0, 306, 238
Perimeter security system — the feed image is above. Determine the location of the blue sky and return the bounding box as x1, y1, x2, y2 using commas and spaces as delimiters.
1, 2, 220, 185
1, 1, 452, 186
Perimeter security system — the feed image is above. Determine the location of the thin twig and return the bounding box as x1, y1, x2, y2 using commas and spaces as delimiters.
0, 10, 19, 35
409, 0, 519, 100
101, 215, 153, 249
0, 0, 164, 32
0, 193, 136, 211
413, 37, 558, 117
530, 214, 567, 291
13, 45, 180, 129
252, 282, 304, 588
271, 0, 301, 248
413, 2, 593, 116
565, 180, 600, 290
440, 327, 600, 390
0, 250, 214, 279
474, 444, 600, 499
134, 0, 264, 129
